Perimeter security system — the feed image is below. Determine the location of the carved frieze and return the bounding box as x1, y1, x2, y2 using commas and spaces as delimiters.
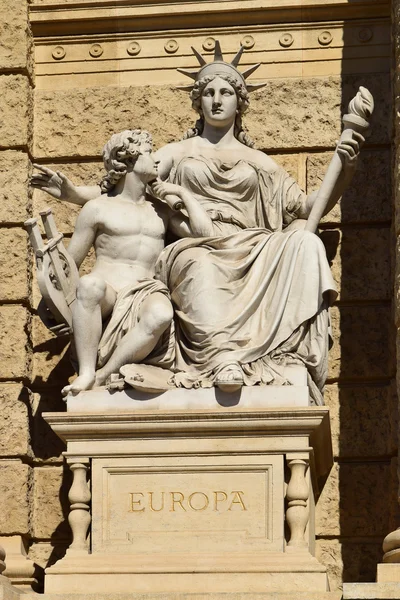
33, 20, 390, 90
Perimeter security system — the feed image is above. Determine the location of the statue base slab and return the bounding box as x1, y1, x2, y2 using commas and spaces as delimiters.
44, 391, 333, 595
66, 364, 310, 412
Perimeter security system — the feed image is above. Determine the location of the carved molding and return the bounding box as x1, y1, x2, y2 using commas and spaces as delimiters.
33, 18, 390, 90
30, 0, 390, 38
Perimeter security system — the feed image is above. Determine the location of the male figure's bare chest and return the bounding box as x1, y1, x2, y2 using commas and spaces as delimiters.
99, 200, 166, 240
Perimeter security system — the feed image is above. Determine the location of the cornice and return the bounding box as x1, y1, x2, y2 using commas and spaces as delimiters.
30, 0, 390, 37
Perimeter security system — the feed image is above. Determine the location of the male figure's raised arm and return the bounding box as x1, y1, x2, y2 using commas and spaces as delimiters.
31, 165, 101, 206
67, 201, 99, 268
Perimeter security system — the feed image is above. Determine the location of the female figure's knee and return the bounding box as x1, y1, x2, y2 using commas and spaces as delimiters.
290, 229, 323, 250
77, 274, 106, 306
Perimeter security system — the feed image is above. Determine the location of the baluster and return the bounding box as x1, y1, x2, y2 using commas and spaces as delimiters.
67, 460, 91, 554
286, 456, 309, 548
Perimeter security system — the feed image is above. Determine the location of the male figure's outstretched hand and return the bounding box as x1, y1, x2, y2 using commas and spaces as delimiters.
31, 164, 77, 201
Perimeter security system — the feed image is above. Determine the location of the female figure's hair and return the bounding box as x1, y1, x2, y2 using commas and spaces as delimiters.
100, 129, 152, 193
183, 74, 254, 147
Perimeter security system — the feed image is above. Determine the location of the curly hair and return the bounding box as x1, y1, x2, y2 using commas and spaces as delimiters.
183, 74, 254, 147
100, 129, 153, 193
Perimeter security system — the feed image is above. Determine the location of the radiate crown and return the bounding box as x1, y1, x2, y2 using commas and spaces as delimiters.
176, 40, 266, 93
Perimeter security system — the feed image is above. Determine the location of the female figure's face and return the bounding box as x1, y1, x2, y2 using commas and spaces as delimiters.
201, 76, 238, 128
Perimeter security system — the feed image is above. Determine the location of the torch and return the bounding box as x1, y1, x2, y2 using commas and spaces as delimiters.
305, 86, 374, 233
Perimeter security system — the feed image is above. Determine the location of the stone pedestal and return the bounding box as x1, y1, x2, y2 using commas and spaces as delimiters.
43, 386, 333, 595
0, 537, 38, 591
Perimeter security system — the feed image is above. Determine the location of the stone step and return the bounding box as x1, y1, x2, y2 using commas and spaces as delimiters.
343, 582, 400, 599
23, 593, 343, 600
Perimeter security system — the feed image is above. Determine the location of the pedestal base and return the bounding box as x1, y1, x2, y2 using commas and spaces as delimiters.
0, 576, 23, 600
45, 551, 328, 594
44, 389, 333, 596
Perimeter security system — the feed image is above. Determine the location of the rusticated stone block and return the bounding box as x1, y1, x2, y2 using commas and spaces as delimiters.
389, 457, 400, 533
0, 305, 29, 378
329, 304, 394, 381
0, 384, 30, 456
248, 73, 390, 150
324, 383, 394, 458
0, 75, 32, 148
30, 392, 66, 462
32, 160, 104, 234
316, 538, 343, 592
316, 539, 383, 591
28, 541, 69, 570
316, 461, 391, 537
308, 149, 391, 224
34, 74, 390, 159
320, 226, 390, 301
271, 153, 304, 188
0, 228, 29, 301
0, 460, 30, 534
394, 156, 400, 236
31, 315, 74, 390
32, 466, 71, 540
0, 0, 31, 71
0, 151, 30, 224
34, 86, 194, 158
394, 238, 400, 327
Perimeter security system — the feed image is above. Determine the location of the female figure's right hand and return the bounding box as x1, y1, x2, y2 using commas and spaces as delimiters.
31, 164, 77, 201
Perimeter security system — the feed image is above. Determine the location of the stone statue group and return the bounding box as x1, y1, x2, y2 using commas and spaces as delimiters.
30, 42, 373, 404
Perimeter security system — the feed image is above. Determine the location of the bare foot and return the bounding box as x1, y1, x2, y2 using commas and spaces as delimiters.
62, 372, 96, 397
214, 363, 244, 393
94, 367, 107, 387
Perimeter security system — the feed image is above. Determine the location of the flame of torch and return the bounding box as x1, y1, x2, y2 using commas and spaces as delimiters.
305, 86, 374, 233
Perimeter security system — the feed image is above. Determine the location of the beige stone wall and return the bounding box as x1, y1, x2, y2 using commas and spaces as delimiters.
0, 0, 36, 581
0, 0, 396, 593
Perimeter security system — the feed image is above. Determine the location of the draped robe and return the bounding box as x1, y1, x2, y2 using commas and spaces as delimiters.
155, 156, 337, 405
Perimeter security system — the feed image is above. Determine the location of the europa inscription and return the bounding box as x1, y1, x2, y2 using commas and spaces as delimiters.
128, 490, 247, 513
91, 459, 281, 554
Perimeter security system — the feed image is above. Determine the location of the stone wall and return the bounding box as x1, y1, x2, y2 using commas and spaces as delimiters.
0, 1, 396, 593
0, 0, 38, 588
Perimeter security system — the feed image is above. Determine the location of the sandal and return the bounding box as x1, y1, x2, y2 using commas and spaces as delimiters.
214, 362, 244, 393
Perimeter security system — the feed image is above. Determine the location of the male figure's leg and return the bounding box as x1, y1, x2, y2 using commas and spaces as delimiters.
95, 292, 173, 385
63, 274, 116, 395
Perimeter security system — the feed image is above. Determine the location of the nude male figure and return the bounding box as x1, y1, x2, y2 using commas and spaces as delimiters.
59, 129, 213, 396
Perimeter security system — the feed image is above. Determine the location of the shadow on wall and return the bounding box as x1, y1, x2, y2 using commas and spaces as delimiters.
332, 17, 397, 587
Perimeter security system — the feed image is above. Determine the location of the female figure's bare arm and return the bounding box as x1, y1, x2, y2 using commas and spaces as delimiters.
153, 143, 180, 181
298, 133, 364, 219
31, 165, 101, 206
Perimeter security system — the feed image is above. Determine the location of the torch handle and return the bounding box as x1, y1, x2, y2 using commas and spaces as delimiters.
304, 117, 369, 234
